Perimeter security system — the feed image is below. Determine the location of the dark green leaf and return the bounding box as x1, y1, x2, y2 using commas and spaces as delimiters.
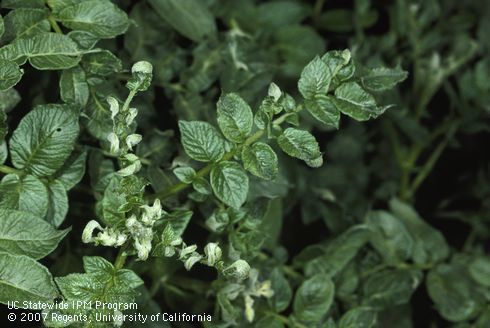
389, 199, 449, 265
148, 0, 217, 42
361, 66, 408, 91
293, 274, 335, 323
338, 307, 377, 328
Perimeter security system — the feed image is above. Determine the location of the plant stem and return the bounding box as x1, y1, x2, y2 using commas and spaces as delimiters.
48, 17, 63, 34
0, 165, 22, 175
313, 0, 326, 25
122, 90, 137, 113
406, 124, 458, 199
114, 244, 128, 270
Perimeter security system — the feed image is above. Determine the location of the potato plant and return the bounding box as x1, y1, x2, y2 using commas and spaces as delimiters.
0, 0, 489, 327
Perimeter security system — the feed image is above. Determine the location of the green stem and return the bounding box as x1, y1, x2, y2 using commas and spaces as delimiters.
122, 90, 137, 114
114, 244, 128, 270
48, 17, 63, 34
0, 165, 22, 175
406, 125, 457, 199
313, 0, 326, 24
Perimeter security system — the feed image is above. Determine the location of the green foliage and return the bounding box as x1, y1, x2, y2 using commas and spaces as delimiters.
0, 0, 488, 327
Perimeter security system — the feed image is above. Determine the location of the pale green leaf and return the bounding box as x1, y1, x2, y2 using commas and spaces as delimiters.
60, 66, 89, 107
0, 59, 23, 91
44, 180, 69, 227
149, 0, 217, 42
0, 208, 69, 259
9, 104, 79, 177
277, 128, 322, 167
217, 93, 253, 143
54, 0, 129, 38
361, 66, 408, 91
0, 33, 81, 70
173, 166, 196, 184
0, 252, 58, 305
298, 56, 329, 99
178, 120, 225, 162
192, 177, 211, 195
333, 82, 379, 121
339, 307, 377, 328
305, 95, 340, 128
241, 142, 278, 180
0, 174, 49, 217
293, 274, 334, 323
210, 161, 249, 209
